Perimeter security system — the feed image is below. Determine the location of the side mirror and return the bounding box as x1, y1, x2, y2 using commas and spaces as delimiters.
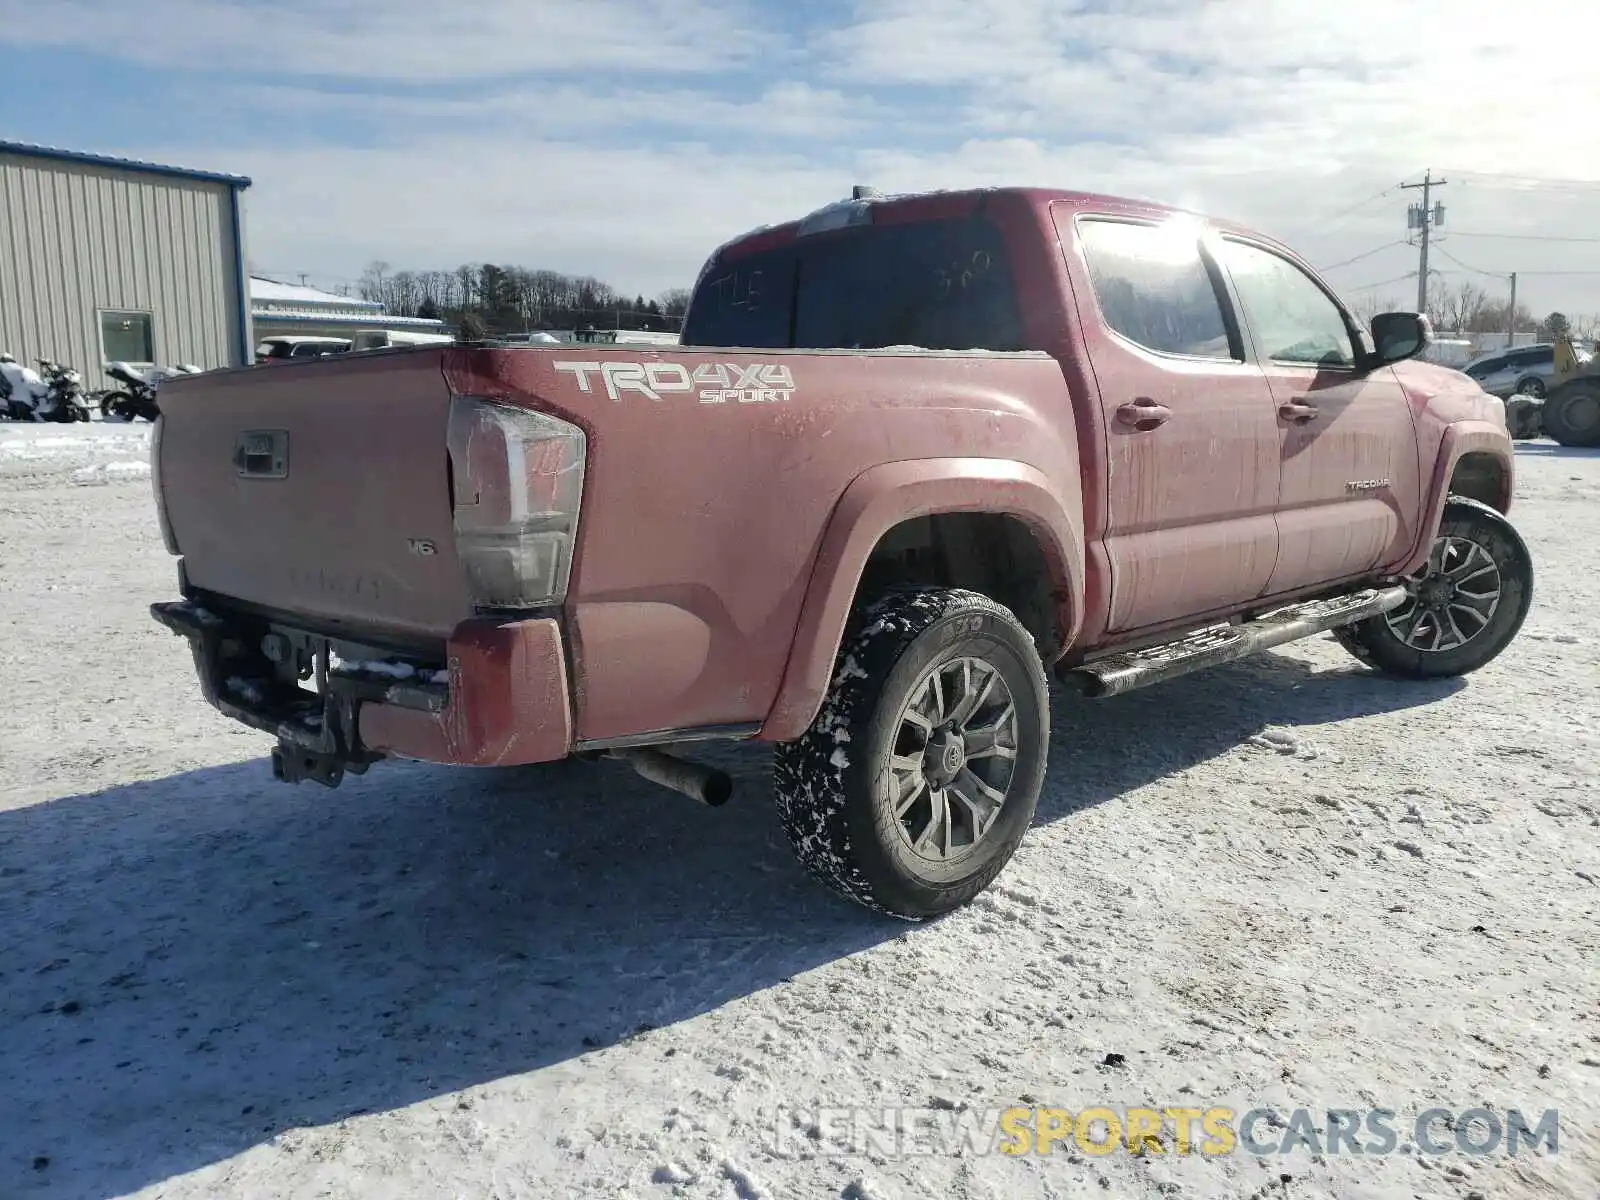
1369, 311, 1431, 366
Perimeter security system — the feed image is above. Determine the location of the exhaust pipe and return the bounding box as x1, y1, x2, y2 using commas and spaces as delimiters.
609, 747, 733, 807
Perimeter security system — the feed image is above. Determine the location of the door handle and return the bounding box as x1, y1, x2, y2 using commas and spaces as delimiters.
1279, 401, 1319, 423
1115, 399, 1172, 431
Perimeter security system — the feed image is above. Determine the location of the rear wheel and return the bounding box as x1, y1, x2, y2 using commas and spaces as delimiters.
1542, 382, 1600, 447
1334, 497, 1532, 679
101, 390, 134, 420
773, 588, 1049, 920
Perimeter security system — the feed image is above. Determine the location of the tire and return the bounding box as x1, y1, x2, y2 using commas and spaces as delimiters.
1515, 376, 1546, 398
101, 391, 134, 420
1541, 382, 1600, 447
1335, 497, 1532, 679
772, 588, 1049, 920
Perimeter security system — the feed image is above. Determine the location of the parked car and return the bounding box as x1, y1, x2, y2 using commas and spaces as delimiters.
147, 186, 1529, 920
348, 329, 455, 352
1462, 343, 1592, 398
255, 336, 351, 364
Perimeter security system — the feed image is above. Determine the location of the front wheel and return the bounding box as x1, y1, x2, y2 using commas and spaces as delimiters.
773, 588, 1049, 920
101, 391, 134, 420
1334, 497, 1532, 679
1542, 382, 1600, 447
1516, 376, 1546, 398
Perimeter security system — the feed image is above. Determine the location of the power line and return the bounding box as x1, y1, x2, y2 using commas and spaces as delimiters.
1317, 240, 1408, 270
1344, 272, 1416, 293
1444, 169, 1600, 192
1430, 245, 1505, 277
1447, 231, 1600, 244
1311, 177, 1415, 230
1432, 244, 1600, 278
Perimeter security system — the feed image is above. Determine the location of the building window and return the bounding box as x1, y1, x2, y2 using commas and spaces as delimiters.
100, 310, 155, 364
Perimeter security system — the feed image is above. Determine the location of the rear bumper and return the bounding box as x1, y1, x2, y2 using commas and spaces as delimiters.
151, 600, 573, 779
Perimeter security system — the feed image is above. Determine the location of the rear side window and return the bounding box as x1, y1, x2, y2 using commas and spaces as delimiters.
1075, 219, 1235, 360
682, 217, 1025, 351
1466, 357, 1502, 378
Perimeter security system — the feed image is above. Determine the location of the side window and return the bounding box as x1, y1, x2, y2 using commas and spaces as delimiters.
1076, 218, 1236, 360
1221, 240, 1356, 368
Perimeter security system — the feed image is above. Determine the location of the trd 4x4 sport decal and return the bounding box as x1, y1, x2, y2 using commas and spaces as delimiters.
554, 360, 795, 404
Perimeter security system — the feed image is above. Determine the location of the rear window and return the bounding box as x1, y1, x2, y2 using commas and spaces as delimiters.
681, 216, 1025, 351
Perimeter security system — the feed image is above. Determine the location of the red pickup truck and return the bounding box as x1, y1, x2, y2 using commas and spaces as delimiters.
150, 186, 1530, 919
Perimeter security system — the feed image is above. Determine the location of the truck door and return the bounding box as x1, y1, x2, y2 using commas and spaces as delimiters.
1058, 210, 1282, 632
1216, 237, 1422, 595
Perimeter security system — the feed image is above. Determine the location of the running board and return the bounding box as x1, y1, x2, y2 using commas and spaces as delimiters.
1060, 586, 1409, 699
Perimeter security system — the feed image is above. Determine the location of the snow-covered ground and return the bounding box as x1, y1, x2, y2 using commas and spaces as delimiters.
1, 441, 1596, 1200
0, 420, 153, 488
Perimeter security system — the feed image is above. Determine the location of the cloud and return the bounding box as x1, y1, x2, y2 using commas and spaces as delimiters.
9, 0, 1600, 315
227, 137, 846, 294
227, 80, 885, 143
0, 0, 777, 79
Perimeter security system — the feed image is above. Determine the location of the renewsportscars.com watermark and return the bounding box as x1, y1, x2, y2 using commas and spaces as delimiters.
770, 1105, 1560, 1160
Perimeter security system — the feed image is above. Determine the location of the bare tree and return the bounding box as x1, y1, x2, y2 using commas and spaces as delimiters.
359, 261, 391, 305
1436, 280, 1489, 335
658, 288, 692, 319
1349, 293, 1400, 327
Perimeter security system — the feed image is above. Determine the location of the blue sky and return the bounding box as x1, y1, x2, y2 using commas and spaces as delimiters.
4, 0, 1600, 318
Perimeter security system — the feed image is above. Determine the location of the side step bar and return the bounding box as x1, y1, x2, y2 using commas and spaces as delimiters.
1060, 586, 1409, 699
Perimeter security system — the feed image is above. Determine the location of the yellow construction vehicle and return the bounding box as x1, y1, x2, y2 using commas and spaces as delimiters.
1542, 333, 1600, 446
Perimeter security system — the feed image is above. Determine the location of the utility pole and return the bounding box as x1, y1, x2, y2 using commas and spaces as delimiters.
1402, 169, 1447, 315
1507, 272, 1518, 348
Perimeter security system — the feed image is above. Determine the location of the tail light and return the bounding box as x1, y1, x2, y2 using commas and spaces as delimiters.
150, 413, 180, 554
446, 397, 586, 610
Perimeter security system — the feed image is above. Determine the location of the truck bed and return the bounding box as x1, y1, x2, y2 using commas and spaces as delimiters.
153, 342, 1076, 743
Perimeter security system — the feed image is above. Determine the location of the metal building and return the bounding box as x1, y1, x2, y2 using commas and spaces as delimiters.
0, 140, 252, 388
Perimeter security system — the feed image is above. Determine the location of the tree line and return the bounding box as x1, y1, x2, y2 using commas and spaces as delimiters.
1352, 279, 1600, 343
358, 261, 692, 338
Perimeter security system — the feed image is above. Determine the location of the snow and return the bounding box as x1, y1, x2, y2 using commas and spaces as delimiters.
0, 420, 152, 487
1, 441, 1597, 1199
249, 276, 383, 310
70, 460, 152, 487
333, 657, 420, 680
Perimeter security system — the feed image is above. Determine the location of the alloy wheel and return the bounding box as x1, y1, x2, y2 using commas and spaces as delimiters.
1384, 535, 1504, 653
886, 657, 1019, 863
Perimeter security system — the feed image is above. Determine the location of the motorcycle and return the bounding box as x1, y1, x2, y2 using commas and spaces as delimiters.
35, 359, 91, 422
100, 361, 201, 421
0, 353, 89, 422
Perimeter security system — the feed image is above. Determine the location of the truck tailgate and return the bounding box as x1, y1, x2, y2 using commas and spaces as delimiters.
156, 350, 472, 643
